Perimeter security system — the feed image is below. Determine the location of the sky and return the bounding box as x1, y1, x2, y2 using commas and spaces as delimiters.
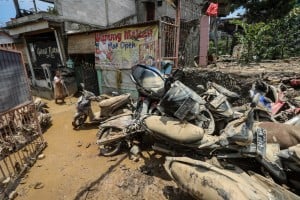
224, 7, 245, 19
0, 0, 53, 27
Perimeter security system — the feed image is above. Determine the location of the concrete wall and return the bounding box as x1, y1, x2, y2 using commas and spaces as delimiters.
55, 0, 136, 27
15, 42, 28, 64
0, 32, 14, 44
68, 33, 95, 54
135, 1, 176, 22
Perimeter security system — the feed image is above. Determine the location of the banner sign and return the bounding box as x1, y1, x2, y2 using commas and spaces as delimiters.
95, 24, 158, 69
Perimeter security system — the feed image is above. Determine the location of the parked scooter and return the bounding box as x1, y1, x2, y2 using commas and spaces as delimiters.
72, 84, 132, 129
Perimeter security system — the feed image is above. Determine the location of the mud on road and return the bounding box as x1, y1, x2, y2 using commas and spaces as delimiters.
14, 98, 192, 200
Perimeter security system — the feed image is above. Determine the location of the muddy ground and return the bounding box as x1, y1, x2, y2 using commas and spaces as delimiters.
183, 57, 300, 105
14, 98, 191, 200
14, 57, 300, 200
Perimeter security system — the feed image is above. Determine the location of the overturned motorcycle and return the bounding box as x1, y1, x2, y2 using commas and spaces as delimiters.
164, 156, 300, 200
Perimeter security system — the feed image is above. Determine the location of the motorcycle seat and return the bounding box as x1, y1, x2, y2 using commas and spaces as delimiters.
99, 94, 130, 117
144, 115, 204, 144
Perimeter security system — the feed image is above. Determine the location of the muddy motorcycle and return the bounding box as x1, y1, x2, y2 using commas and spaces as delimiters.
251, 80, 300, 124
164, 156, 300, 200
97, 102, 263, 159
164, 143, 300, 199
97, 63, 215, 155
130, 64, 216, 134
131, 64, 250, 135
272, 83, 300, 124
98, 104, 300, 190
199, 81, 245, 133
72, 84, 132, 129
97, 64, 248, 155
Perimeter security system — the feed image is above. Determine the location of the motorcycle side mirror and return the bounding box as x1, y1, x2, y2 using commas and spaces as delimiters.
80, 83, 85, 90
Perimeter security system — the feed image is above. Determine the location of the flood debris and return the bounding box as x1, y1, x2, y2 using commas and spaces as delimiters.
33, 182, 44, 189
77, 141, 83, 147
37, 154, 45, 160
8, 191, 18, 199
34, 98, 52, 132
85, 143, 91, 148
94, 64, 300, 199
80, 163, 192, 200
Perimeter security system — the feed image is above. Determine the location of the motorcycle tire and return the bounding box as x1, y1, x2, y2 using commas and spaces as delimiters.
72, 114, 87, 129
98, 127, 122, 156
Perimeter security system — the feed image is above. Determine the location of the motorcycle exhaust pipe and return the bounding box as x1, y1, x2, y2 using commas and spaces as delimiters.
152, 144, 176, 156
96, 136, 123, 145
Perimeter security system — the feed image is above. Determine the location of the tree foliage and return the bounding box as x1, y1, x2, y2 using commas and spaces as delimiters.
231, 6, 300, 62
228, 0, 297, 23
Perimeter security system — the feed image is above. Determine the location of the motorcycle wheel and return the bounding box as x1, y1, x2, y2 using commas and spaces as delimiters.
98, 127, 122, 156
194, 109, 215, 135
72, 114, 87, 129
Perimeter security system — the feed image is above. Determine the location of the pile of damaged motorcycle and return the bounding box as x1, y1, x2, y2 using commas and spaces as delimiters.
34, 98, 52, 132
74, 64, 300, 200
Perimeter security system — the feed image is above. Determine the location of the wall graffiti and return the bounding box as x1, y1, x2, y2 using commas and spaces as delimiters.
36, 46, 59, 59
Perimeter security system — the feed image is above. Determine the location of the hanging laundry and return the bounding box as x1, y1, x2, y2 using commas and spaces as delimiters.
206, 3, 218, 16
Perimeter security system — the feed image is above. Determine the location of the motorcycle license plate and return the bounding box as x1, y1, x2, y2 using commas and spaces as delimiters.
174, 97, 196, 120
256, 128, 267, 156
209, 94, 227, 108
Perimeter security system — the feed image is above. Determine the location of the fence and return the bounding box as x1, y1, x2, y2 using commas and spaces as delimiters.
160, 0, 203, 67
0, 48, 46, 199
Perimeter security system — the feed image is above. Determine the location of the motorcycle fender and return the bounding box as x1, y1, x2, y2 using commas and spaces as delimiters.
164, 157, 299, 200
143, 116, 204, 143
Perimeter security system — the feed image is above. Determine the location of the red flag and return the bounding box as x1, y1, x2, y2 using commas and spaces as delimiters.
206, 3, 218, 16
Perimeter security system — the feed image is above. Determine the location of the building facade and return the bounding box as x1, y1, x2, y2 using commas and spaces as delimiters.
3, 0, 230, 98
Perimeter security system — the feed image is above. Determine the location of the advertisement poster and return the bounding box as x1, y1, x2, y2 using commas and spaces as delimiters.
95, 24, 158, 69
